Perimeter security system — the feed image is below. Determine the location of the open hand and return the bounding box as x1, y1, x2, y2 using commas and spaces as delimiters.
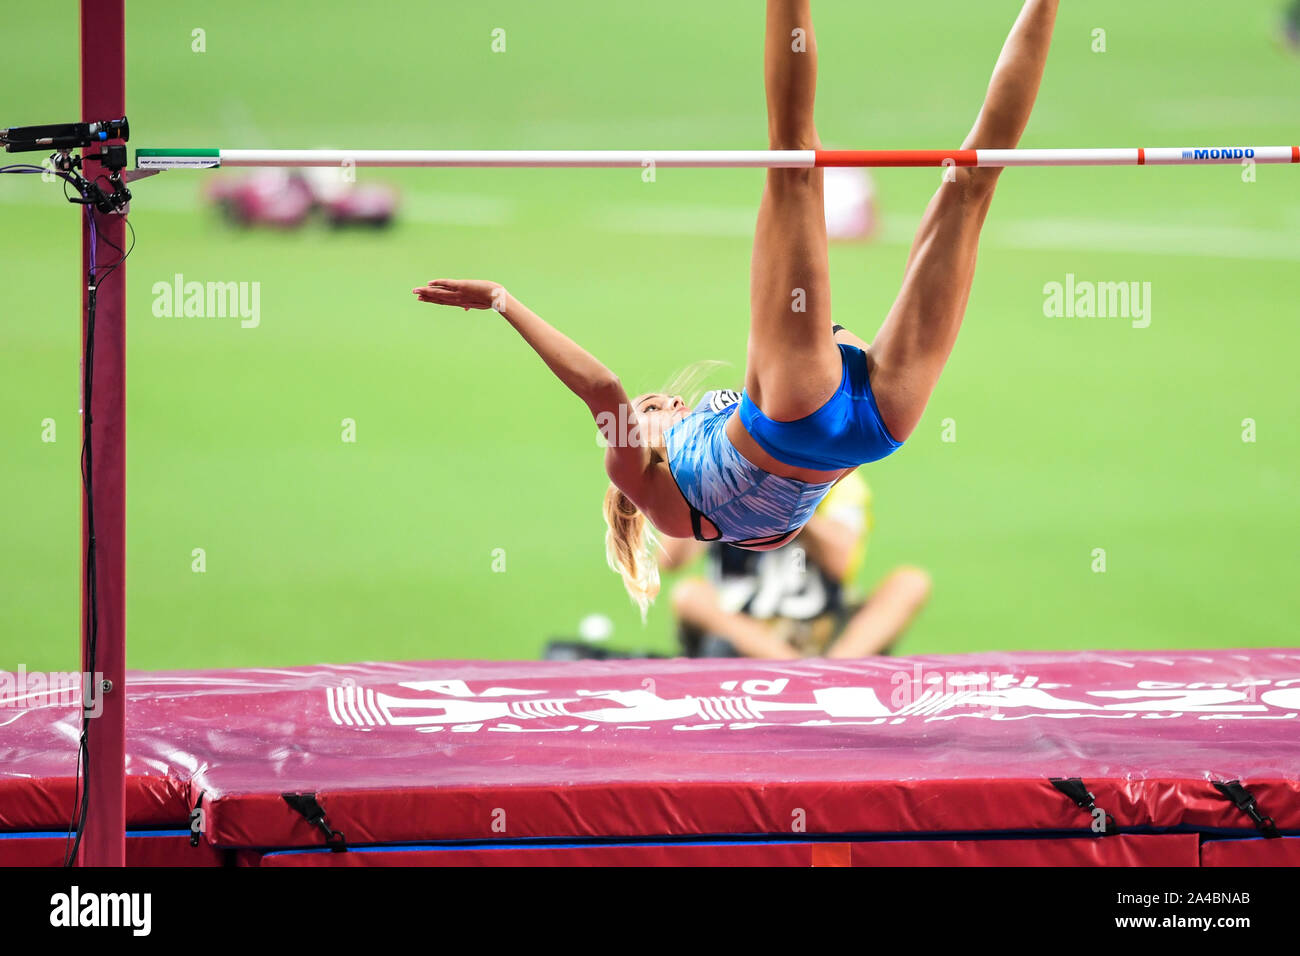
411, 279, 508, 312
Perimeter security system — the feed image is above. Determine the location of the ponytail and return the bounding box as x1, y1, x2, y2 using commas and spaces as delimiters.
602, 483, 660, 621
600, 360, 725, 621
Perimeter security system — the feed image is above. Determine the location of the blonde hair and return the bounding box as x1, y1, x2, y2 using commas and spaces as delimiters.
662, 359, 729, 408
603, 483, 661, 622
601, 360, 728, 620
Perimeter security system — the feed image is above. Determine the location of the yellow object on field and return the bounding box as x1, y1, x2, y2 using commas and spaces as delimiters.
813, 471, 872, 583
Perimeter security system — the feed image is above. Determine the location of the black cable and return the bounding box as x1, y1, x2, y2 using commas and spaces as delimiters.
67, 207, 132, 867
66, 205, 100, 866
2, 161, 134, 865
71, 249, 96, 865
65, 217, 134, 866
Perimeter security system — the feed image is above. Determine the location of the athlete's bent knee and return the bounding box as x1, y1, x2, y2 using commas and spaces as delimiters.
888, 566, 933, 605
670, 578, 717, 621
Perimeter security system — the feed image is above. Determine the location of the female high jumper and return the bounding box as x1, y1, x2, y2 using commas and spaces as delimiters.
414, 0, 1059, 615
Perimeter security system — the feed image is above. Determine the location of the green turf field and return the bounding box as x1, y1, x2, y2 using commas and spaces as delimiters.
2, 1, 1298, 671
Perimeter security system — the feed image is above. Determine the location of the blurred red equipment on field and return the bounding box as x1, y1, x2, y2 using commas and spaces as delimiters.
204, 167, 399, 228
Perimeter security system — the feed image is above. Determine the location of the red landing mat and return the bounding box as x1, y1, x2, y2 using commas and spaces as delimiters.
2, 650, 1296, 861
1200, 837, 1300, 867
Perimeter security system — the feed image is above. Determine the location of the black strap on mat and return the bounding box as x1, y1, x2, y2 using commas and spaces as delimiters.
1049, 777, 1115, 836
1212, 780, 1280, 838
282, 792, 348, 851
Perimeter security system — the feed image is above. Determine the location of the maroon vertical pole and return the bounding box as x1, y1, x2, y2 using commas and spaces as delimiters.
78, 0, 127, 867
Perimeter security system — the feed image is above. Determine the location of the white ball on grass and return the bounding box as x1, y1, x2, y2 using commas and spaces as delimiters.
578, 614, 614, 643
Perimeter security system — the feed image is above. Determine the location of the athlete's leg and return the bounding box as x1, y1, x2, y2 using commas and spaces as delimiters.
866, 0, 1058, 441
824, 566, 931, 658
670, 578, 801, 660
744, 0, 842, 421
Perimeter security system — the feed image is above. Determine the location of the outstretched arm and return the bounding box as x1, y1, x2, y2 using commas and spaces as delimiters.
413, 279, 652, 488
414, 279, 622, 411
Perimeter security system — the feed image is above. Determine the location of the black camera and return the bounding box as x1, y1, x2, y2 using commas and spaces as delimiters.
0, 117, 129, 153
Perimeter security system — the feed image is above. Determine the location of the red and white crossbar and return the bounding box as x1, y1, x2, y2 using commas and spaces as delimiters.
135, 146, 1300, 169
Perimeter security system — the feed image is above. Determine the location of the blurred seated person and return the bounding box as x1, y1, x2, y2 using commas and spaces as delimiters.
658, 472, 930, 659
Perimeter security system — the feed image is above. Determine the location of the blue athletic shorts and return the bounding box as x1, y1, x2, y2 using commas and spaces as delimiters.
737, 343, 902, 471
663, 347, 903, 544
